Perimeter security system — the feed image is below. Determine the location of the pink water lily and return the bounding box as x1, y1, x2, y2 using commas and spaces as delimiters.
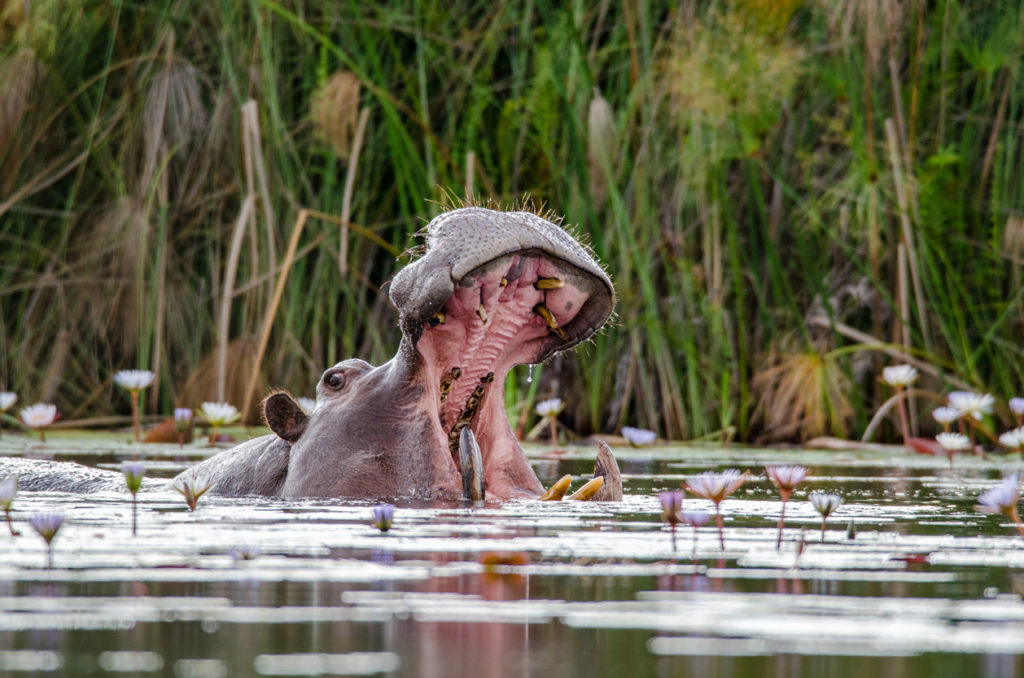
766, 465, 809, 549
975, 474, 1024, 537
685, 470, 747, 550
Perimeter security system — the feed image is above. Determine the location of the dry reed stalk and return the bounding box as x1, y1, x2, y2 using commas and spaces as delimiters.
241, 209, 309, 418
587, 88, 615, 206
242, 100, 277, 268
979, 72, 1010, 194
897, 242, 909, 348
885, 117, 931, 350
339, 107, 370, 275
888, 58, 912, 180
218, 194, 255, 402
311, 71, 361, 158
464, 150, 475, 199
809, 315, 972, 391
896, 242, 918, 434
861, 388, 946, 443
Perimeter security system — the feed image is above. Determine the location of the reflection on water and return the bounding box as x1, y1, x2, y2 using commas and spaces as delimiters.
0, 440, 1023, 676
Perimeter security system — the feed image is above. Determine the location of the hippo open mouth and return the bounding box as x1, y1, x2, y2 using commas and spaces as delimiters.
417, 251, 609, 465
389, 208, 614, 498
159, 206, 618, 502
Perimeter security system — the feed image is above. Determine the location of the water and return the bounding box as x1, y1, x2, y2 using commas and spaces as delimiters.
1, 435, 1023, 677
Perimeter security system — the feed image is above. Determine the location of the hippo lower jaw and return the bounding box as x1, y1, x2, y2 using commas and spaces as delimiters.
410, 250, 607, 499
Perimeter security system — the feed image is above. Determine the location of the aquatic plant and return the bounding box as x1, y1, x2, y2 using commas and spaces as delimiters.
0, 392, 16, 437
535, 398, 564, 447
931, 406, 960, 433
0, 475, 18, 536
999, 427, 1024, 459
881, 364, 918, 444
122, 461, 146, 535
809, 492, 842, 543
29, 512, 64, 568
658, 489, 683, 552
1, 2, 1022, 445
975, 474, 1024, 537
1011, 398, 1024, 426
947, 392, 996, 451
173, 477, 212, 512
680, 510, 710, 561
173, 408, 193, 447
19, 403, 58, 442
114, 369, 155, 442
948, 392, 995, 422
685, 470, 747, 550
936, 432, 972, 469
199, 402, 240, 444
372, 504, 394, 533
766, 465, 809, 550
622, 426, 657, 447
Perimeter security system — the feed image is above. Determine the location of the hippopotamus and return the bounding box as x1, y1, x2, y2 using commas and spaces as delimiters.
1, 207, 622, 502
172, 206, 620, 501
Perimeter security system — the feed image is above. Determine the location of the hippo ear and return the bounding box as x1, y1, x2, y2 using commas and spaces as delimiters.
263, 392, 308, 443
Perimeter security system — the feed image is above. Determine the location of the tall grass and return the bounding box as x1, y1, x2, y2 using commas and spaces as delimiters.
0, 0, 1021, 442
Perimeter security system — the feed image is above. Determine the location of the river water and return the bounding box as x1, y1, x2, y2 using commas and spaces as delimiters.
1, 436, 1022, 677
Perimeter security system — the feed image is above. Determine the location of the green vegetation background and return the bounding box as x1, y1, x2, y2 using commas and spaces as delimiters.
1, 0, 1021, 443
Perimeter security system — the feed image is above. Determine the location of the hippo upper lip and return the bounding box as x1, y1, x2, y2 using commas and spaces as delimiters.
389, 207, 615, 361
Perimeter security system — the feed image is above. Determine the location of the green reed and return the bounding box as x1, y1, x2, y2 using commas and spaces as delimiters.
0, 0, 1021, 443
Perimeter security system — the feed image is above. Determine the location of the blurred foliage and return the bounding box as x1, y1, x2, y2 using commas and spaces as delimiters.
0, 0, 1022, 442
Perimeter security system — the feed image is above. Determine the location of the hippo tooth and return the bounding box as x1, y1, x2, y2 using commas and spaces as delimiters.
458, 426, 486, 501
534, 277, 565, 290
476, 303, 488, 324
539, 474, 572, 501
533, 303, 569, 340
567, 476, 604, 501
428, 311, 445, 327
500, 277, 508, 287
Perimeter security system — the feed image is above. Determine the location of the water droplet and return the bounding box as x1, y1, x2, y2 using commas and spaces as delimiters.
527, 365, 533, 384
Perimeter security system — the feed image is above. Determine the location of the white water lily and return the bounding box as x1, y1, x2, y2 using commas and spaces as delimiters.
113, 370, 155, 391
947, 391, 995, 421
1011, 398, 1024, 418
535, 398, 564, 418
935, 432, 971, 451
297, 397, 316, 414
199, 402, 241, 426
622, 426, 656, 446
931, 406, 960, 425
21, 403, 58, 429
881, 364, 918, 388
999, 427, 1024, 450
0, 392, 16, 412
975, 474, 1021, 516
809, 491, 842, 518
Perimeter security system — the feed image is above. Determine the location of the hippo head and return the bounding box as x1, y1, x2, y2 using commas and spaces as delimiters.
186, 207, 615, 501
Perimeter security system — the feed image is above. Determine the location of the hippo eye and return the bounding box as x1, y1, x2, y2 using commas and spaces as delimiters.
324, 371, 346, 390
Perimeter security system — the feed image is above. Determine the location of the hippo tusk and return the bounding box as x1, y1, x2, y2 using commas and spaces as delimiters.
459, 426, 486, 501
539, 474, 572, 501
567, 476, 604, 500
